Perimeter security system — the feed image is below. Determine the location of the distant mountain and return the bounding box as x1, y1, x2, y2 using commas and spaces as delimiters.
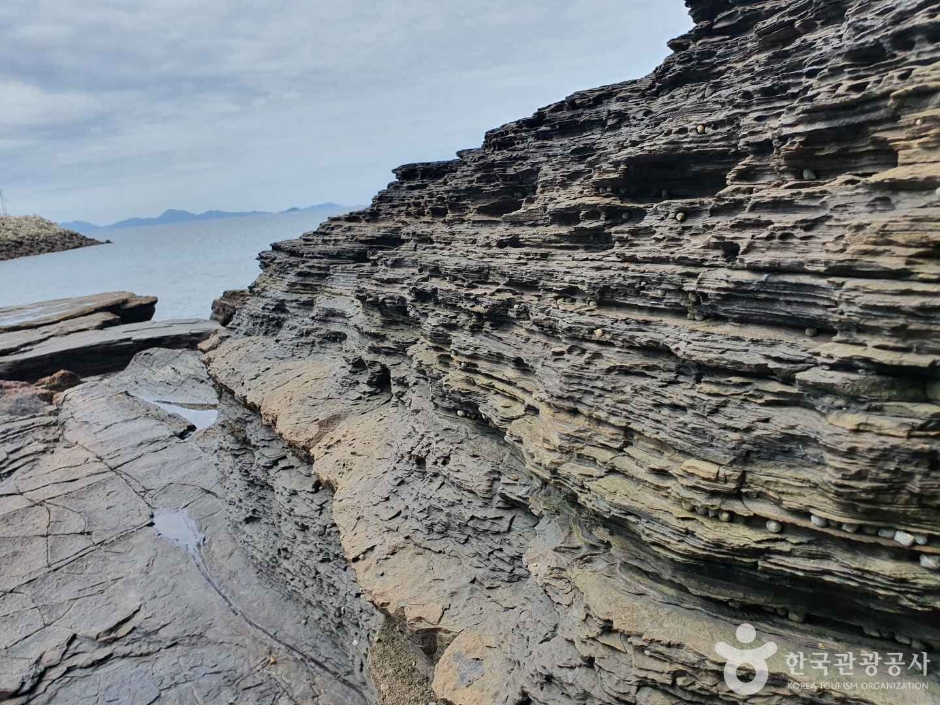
61, 203, 356, 235
60, 220, 103, 234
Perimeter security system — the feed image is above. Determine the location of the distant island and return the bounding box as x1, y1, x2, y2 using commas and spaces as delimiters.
61, 202, 355, 235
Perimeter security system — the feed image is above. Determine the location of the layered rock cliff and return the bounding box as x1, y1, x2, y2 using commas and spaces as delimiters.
0, 0, 938, 702
202, 0, 940, 701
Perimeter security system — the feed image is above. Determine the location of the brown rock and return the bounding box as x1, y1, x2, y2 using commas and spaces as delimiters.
211, 289, 250, 326
35, 369, 81, 392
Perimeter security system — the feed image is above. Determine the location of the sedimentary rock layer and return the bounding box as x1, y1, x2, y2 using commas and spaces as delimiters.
208, 0, 940, 702
0, 216, 104, 261
0, 293, 218, 380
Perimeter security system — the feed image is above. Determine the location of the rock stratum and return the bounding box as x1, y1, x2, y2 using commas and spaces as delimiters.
0, 292, 218, 381
206, 0, 940, 702
0, 216, 105, 261
3, 0, 940, 703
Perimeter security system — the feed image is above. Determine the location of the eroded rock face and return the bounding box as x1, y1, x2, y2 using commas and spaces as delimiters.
207, 0, 940, 702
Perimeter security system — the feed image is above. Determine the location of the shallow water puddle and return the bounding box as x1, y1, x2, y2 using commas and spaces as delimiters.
152, 400, 219, 429
153, 508, 205, 555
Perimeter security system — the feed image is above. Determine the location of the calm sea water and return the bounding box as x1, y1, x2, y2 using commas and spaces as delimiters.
0, 210, 338, 320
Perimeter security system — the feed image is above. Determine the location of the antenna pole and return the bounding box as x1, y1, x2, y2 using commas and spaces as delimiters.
0, 189, 8, 216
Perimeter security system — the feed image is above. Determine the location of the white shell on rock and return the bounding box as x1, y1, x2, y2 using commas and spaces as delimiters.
920, 555, 940, 570
803, 168, 817, 181
841, 523, 859, 533
895, 530, 916, 547
766, 520, 783, 534
810, 514, 828, 528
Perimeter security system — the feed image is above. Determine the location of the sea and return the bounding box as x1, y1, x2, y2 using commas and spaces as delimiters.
0, 210, 344, 320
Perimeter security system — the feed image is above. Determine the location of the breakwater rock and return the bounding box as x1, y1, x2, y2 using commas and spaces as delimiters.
0, 216, 105, 261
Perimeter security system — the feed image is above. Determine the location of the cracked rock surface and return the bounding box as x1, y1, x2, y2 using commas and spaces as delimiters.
0, 349, 376, 704
205, 0, 940, 702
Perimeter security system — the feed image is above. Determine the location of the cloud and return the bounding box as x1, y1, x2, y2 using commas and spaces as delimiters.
0, 81, 105, 127
0, 0, 691, 223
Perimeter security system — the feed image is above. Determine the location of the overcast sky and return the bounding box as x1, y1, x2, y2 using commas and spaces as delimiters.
0, 1, 690, 225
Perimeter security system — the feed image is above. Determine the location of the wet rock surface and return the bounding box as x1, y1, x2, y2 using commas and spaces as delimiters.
205, 0, 940, 702
0, 350, 375, 704
0, 216, 105, 262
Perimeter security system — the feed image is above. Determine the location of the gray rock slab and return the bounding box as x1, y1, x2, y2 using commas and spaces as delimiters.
0, 349, 372, 704
0, 319, 219, 381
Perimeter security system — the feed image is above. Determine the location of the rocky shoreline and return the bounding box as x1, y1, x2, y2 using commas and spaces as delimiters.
0, 216, 106, 262
2, 0, 940, 703
0, 296, 433, 703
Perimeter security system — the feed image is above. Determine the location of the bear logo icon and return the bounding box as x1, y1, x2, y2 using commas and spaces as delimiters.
715, 623, 778, 696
